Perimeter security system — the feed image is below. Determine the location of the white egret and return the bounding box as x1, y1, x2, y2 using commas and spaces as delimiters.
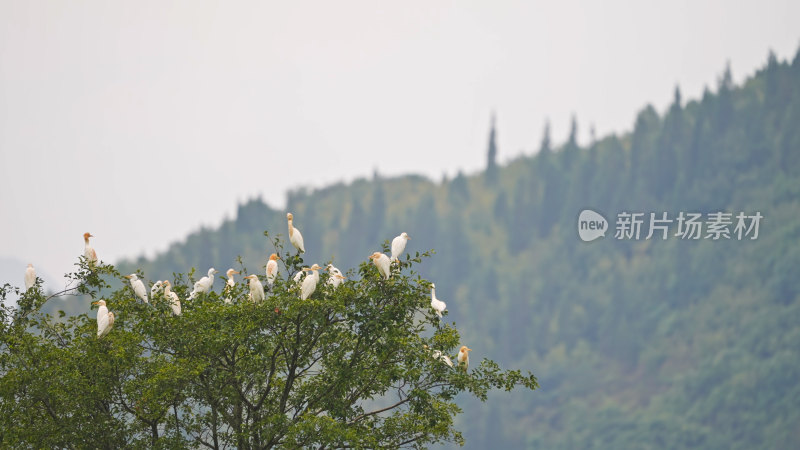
102, 313, 115, 338
424, 345, 454, 368
266, 253, 279, 287
369, 252, 391, 280
430, 283, 446, 318
300, 264, 322, 300
287, 270, 305, 293
92, 300, 114, 338
223, 268, 240, 304
287, 212, 305, 253
457, 346, 472, 371
326, 264, 346, 289
391, 232, 410, 262
151, 280, 164, 296
162, 280, 181, 315
124, 274, 148, 303
83, 232, 97, 266
24, 263, 36, 291
244, 274, 265, 303
189, 268, 218, 300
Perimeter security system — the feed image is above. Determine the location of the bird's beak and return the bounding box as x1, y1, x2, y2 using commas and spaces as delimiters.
91, 301, 99, 305
467, 348, 472, 352
337, 274, 346, 280
89, 234, 95, 237
233, 270, 240, 274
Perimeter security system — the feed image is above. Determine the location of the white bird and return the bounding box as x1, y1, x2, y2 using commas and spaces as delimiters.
369, 252, 391, 280
457, 346, 472, 371
124, 274, 148, 303
430, 283, 446, 318
189, 268, 218, 300
391, 232, 411, 262
287, 212, 305, 253
266, 253, 279, 287
326, 264, 346, 290
101, 312, 115, 338
424, 345, 454, 368
24, 263, 36, 291
223, 268, 240, 304
300, 264, 322, 300
244, 274, 265, 303
93, 300, 114, 338
83, 232, 97, 266
162, 280, 181, 315
287, 270, 304, 292
150, 280, 163, 296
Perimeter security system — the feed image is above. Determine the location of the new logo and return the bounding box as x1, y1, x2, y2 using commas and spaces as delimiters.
578, 209, 608, 242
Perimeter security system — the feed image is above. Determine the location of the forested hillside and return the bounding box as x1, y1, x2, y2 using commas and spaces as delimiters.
114, 49, 800, 448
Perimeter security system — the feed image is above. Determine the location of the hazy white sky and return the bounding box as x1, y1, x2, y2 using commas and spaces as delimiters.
1, 0, 798, 285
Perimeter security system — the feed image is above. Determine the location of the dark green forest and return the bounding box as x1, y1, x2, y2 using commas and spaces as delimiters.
111, 49, 800, 448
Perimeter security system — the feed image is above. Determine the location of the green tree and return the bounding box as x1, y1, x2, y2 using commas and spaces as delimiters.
1, 242, 537, 449
486, 113, 499, 185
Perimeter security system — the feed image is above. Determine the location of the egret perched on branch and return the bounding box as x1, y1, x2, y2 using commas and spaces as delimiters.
102, 313, 115, 338
326, 264, 346, 289
223, 268, 240, 304
424, 345, 454, 368
293, 270, 304, 283
288, 270, 304, 292
151, 281, 163, 297
244, 275, 265, 303
430, 283, 446, 318
124, 274, 148, 303
93, 300, 114, 338
266, 253, 279, 287
189, 268, 218, 300
24, 263, 36, 291
457, 346, 472, 371
369, 252, 391, 280
391, 232, 410, 262
300, 264, 322, 300
83, 232, 97, 266
162, 280, 181, 315
287, 212, 305, 253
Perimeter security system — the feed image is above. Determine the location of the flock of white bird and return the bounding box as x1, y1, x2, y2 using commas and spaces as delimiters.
22, 213, 472, 371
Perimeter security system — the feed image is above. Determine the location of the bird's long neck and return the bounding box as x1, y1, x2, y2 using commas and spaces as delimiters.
431, 287, 436, 299
288, 219, 294, 237
164, 285, 172, 295
84, 237, 90, 245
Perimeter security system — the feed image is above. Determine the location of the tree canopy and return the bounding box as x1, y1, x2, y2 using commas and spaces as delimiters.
0, 237, 537, 449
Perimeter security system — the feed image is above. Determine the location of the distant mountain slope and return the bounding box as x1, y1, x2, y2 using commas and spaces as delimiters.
118, 48, 800, 448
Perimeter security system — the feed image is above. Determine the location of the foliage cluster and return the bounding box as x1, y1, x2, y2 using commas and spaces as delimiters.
1, 240, 537, 449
